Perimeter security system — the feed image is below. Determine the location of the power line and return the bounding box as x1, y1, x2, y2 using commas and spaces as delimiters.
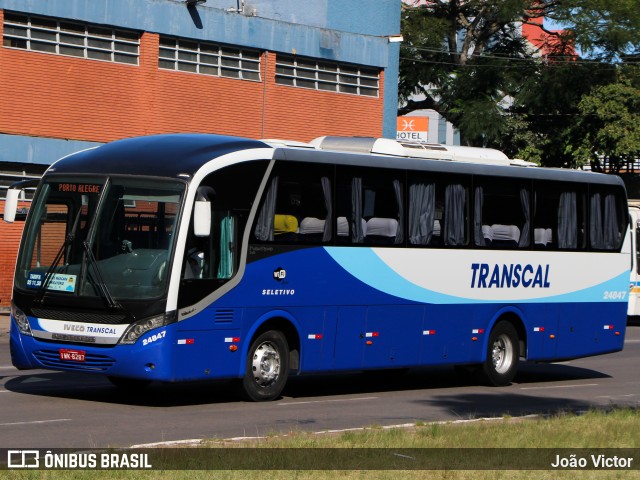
400, 55, 633, 69
402, 44, 639, 66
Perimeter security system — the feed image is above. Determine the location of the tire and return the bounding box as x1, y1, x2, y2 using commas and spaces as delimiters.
242, 330, 289, 401
107, 376, 152, 390
482, 321, 519, 386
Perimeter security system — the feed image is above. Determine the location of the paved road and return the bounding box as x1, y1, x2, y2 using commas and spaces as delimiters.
0, 317, 638, 448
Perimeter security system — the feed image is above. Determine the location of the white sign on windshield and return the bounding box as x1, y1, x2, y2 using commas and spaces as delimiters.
46, 273, 77, 292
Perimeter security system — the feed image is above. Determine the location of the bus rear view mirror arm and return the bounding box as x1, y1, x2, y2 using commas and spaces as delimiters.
3, 179, 39, 223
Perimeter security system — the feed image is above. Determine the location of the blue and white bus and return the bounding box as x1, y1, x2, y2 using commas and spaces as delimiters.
5, 134, 630, 400
628, 202, 640, 323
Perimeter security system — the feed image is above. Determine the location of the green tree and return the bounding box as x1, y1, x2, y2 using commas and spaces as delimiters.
571, 68, 640, 173
399, 0, 640, 155
564, 0, 640, 60
498, 61, 616, 167
399, 0, 541, 146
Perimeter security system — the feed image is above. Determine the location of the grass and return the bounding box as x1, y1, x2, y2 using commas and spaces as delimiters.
4, 408, 640, 479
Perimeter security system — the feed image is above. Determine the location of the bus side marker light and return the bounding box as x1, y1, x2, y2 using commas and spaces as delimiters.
365, 332, 380, 338
603, 325, 613, 330
471, 337, 478, 342
472, 329, 484, 334
307, 334, 323, 340
615, 332, 621, 336
229, 345, 238, 352
366, 341, 373, 346
225, 337, 241, 343
423, 330, 436, 335
549, 335, 556, 339
178, 339, 195, 345
534, 327, 545, 332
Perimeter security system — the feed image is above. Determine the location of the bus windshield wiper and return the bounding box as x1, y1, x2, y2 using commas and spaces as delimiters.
82, 241, 122, 311
34, 208, 83, 306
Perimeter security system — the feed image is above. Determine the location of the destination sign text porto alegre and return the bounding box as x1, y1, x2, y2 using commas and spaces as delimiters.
56, 183, 101, 194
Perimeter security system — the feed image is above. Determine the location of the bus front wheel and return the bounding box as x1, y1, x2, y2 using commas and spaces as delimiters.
242, 330, 289, 401
483, 321, 519, 386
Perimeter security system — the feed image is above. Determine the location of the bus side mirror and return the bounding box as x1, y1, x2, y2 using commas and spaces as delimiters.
3, 188, 21, 223
193, 200, 211, 237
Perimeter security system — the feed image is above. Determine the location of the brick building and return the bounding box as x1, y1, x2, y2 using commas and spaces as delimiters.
0, 0, 401, 308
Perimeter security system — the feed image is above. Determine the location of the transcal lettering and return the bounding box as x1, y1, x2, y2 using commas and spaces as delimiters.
470, 263, 551, 289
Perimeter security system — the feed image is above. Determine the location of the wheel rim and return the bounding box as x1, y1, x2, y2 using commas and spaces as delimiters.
491, 333, 514, 374
251, 341, 281, 387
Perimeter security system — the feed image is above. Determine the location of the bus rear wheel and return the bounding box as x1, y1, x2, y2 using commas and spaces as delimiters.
242, 330, 289, 401
482, 321, 519, 386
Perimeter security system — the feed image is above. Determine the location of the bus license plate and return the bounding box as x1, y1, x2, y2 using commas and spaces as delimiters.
59, 349, 86, 362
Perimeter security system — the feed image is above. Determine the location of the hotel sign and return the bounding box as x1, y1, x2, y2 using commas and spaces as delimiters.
396, 116, 429, 141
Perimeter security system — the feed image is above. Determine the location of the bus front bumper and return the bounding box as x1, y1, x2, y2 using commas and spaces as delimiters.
9, 317, 175, 381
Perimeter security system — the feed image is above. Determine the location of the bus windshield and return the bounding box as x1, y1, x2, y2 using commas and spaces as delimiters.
15, 176, 185, 302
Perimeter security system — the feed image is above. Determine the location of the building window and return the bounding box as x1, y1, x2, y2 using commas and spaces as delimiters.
159, 36, 261, 81
2, 12, 140, 65
275, 54, 379, 97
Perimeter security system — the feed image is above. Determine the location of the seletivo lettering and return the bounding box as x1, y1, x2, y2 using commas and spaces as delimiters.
262, 289, 295, 296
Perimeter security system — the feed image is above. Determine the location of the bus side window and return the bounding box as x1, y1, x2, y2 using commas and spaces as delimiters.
254, 163, 333, 244
532, 182, 559, 249
533, 181, 586, 250
362, 176, 404, 246
408, 182, 436, 246
443, 182, 468, 246
184, 242, 205, 279
408, 174, 469, 248
589, 187, 626, 251
474, 178, 529, 249
336, 167, 403, 246
182, 221, 211, 280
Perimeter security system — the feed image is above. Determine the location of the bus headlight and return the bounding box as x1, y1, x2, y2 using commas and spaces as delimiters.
11, 303, 32, 336
119, 311, 176, 345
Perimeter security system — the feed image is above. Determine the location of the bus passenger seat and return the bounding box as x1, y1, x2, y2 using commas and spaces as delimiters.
337, 217, 349, 236
433, 219, 441, 237
299, 217, 325, 242
366, 217, 398, 244
273, 214, 299, 241
426, 219, 442, 246
432, 219, 442, 240
366, 217, 397, 236
482, 225, 493, 246
534, 228, 553, 247
491, 224, 520, 247
299, 217, 325, 234
337, 217, 368, 237
274, 214, 299, 234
